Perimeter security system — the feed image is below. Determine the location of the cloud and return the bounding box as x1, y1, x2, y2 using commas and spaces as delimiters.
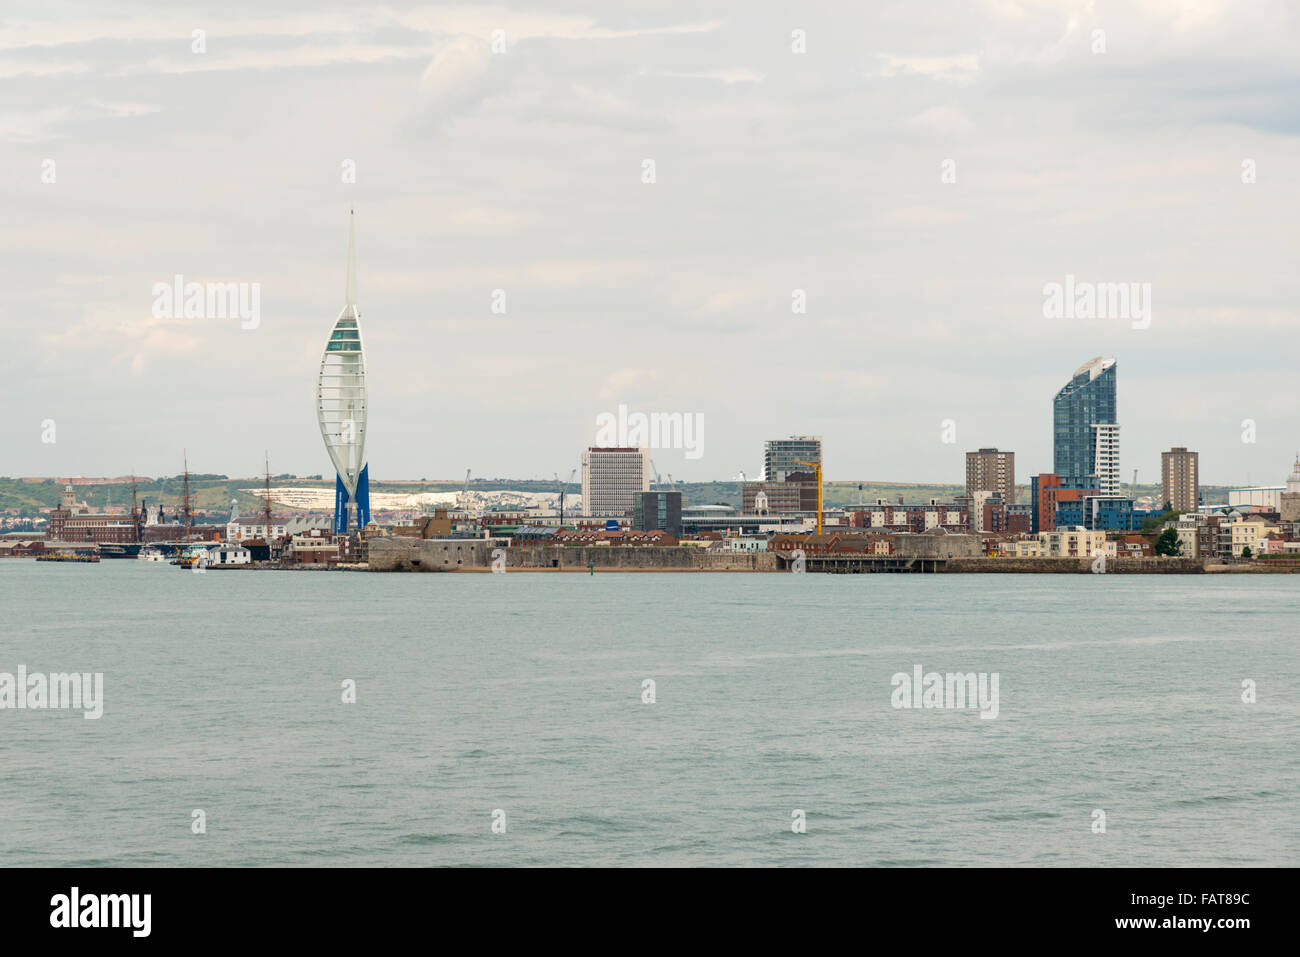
876, 53, 980, 81
415, 36, 499, 125
659, 68, 765, 85
906, 105, 974, 135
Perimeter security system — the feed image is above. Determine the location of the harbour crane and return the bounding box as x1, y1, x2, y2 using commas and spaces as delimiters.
554, 468, 577, 524
459, 469, 472, 512
650, 459, 662, 487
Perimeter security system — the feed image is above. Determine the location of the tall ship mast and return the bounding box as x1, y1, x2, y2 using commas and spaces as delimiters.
182, 451, 192, 546
264, 452, 275, 548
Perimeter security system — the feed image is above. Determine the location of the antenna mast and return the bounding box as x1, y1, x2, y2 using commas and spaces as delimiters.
264, 452, 274, 537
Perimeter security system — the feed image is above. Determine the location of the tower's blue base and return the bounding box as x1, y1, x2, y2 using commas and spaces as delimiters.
334, 464, 371, 533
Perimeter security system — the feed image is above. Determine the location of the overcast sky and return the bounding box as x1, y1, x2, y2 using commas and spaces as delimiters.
3, 1, 1298, 486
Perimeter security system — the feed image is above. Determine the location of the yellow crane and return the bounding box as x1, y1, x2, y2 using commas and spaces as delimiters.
794, 460, 823, 536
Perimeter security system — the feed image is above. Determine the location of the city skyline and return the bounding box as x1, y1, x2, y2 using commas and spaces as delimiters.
4, 2, 1298, 485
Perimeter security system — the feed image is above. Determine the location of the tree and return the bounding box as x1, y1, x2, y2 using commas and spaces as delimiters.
1241, 545, 1253, 559
1155, 528, 1182, 556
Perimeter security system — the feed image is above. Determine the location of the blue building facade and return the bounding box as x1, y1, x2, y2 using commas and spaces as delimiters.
1056, 496, 1145, 531
1053, 357, 1117, 490
334, 464, 371, 534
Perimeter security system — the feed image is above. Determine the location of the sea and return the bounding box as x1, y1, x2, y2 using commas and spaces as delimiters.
1, 561, 1296, 867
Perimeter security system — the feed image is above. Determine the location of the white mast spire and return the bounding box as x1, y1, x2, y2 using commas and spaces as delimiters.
345, 208, 357, 307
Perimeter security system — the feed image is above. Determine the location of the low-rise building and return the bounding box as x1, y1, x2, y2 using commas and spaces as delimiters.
999, 538, 1042, 558
203, 544, 252, 566
1227, 515, 1274, 557
288, 529, 344, 565
1038, 527, 1109, 558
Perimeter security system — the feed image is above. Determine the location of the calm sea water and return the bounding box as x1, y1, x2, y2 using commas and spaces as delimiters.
1, 561, 1296, 867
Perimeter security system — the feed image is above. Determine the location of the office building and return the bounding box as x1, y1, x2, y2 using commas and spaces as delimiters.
633, 491, 682, 537
581, 447, 651, 518
763, 436, 822, 482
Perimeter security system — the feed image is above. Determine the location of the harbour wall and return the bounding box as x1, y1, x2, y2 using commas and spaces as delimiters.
366, 538, 778, 572
365, 538, 1296, 573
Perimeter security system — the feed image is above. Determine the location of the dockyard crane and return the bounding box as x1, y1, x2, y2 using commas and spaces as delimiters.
459, 469, 472, 512
650, 459, 662, 487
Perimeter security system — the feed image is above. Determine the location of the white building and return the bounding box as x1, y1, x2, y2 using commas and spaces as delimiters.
203, 544, 252, 566
1227, 486, 1283, 511
226, 519, 287, 542
581, 447, 650, 518
1091, 423, 1121, 496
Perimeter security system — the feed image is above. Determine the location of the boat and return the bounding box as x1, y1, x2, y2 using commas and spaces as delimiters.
170, 543, 208, 567
137, 546, 169, 562
37, 548, 100, 563
100, 542, 144, 559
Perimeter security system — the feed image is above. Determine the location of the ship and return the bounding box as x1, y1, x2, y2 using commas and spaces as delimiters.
100, 542, 145, 559
37, 547, 100, 563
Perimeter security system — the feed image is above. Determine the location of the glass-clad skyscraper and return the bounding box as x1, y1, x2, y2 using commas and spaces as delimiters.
315, 211, 371, 533
1053, 357, 1118, 493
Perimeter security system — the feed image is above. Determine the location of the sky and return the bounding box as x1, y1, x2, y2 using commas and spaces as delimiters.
3, 0, 1298, 486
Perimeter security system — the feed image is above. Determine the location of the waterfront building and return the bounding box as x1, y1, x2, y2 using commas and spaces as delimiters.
1227, 515, 1274, 557
1282, 456, 1300, 522
763, 435, 822, 482
46, 485, 140, 543
226, 517, 287, 542
965, 448, 1015, 503
203, 544, 252, 566
849, 499, 969, 534
1056, 495, 1141, 532
581, 447, 651, 518
1038, 527, 1109, 558
1007, 503, 1034, 533
287, 528, 348, 565
1092, 423, 1121, 496
1161, 447, 1199, 512
1053, 357, 1119, 492
315, 211, 371, 533
1000, 538, 1042, 558
1030, 473, 1099, 533
633, 491, 682, 537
